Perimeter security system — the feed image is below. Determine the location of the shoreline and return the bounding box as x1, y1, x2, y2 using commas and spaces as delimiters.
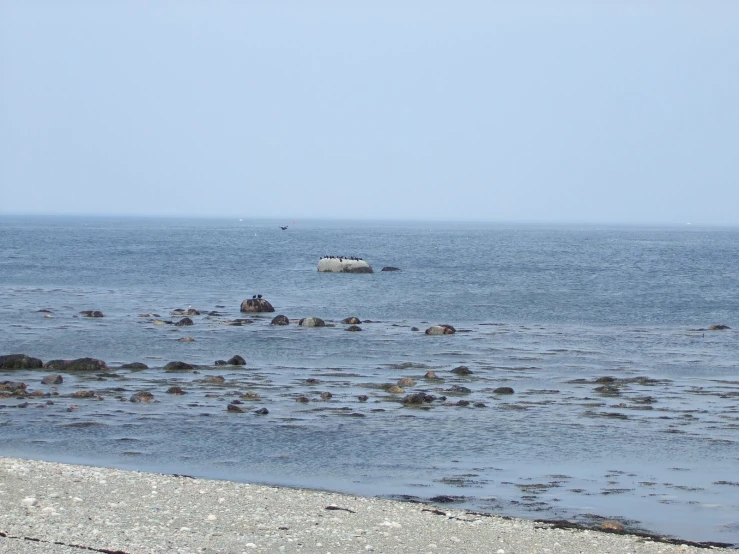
0, 457, 735, 554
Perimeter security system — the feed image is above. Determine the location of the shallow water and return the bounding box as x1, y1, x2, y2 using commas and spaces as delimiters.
1, 216, 738, 545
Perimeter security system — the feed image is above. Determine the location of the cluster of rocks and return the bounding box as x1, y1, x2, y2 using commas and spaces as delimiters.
0, 355, 107, 372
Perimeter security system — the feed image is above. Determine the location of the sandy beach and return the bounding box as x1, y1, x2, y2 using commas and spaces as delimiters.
0, 458, 734, 554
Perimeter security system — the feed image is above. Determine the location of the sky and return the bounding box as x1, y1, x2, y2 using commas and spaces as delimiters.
1, 1, 738, 225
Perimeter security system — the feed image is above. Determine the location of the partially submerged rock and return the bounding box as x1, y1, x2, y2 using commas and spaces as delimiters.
270, 315, 290, 326
130, 391, 154, 403
227, 355, 246, 366
79, 310, 104, 318
171, 308, 200, 316
493, 387, 515, 395
0, 381, 27, 393
164, 361, 194, 371
174, 317, 194, 327
425, 325, 456, 335
381, 266, 401, 272
44, 358, 108, 372
451, 366, 472, 375
341, 317, 362, 324
0, 354, 44, 369
120, 362, 149, 370
41, 374, 63, 385
240, 298, 275, 313
346, 325, 362, 332
299, 317, 326, 327
402, 392, 436, 405
318, 257, 373, 273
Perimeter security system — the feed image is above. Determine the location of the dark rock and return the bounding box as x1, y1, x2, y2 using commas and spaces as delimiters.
241, 391, 260, 400
424, 371, 439, 379
72, 390, 95, 398
346, 325, 362, 332
254, 407, 269, 415
0, 354, 44, 370
79, 310, 104, 318
381, 267, 401, 271
425, 324, 456, 335
429, 495, 464, 503
171, 308, 200, 316
358, 395, 369, 402
215, 360, 228, 366
456, 400, 470, 407
595, 376, 616, 384
321, 392, 333, 400
306, 378, 321, 384
341, 317, 362, 324
410, 327, 420, 332
41, 374, 63, 385
708, 324, 730, 330
174, 317, 194, 327
37, 309, 53, 313
451, 366, 472, 375
270, 314, 290, 325
164, 361, 194, 371
17, 402, 29, 408
204, 375, 225, 384
296, 396, 310, 403
473, 402, 486, 408
447, 385, 472, 394
299, 317, 326, 327
227, 355, 246, 366
240, 298, 275, 313
166, 386, 186, 395
227, 403, 247, 413
493, 387, 515, 395
130, 391, 154, 403
44, 358, 108, 372
595, 385, 620, 395
402, 392, 436, 405
120, 362, 149, 370
0, 381, 27, 393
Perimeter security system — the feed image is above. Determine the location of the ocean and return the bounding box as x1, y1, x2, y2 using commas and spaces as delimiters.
1, 216, 737, 545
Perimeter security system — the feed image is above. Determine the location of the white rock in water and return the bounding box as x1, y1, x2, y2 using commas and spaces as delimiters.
318, 258, 373, 273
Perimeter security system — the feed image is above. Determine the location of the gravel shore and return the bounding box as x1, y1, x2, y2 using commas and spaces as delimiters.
0, 457, 734, 554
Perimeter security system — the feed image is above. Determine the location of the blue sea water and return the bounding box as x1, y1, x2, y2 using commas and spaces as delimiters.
1, 216, 738, 545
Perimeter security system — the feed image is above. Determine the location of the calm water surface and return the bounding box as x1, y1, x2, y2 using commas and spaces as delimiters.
1, 216, 737, 545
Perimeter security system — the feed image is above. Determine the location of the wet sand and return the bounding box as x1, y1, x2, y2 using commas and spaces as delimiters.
1, 457, 735, 554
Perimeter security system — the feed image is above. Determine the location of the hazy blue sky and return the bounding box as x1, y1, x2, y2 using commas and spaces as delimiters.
1, 1, 737, 224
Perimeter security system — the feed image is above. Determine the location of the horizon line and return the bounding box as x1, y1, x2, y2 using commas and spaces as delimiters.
0, 212, 735, 229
